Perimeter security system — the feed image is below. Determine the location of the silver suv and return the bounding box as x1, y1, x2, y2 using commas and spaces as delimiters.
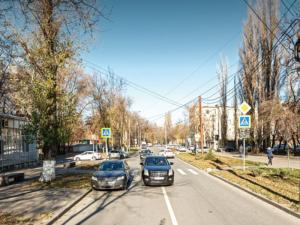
109, 150, 121, 159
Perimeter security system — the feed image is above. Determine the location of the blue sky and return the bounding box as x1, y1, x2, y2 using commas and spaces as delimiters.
82, 0, 248, 125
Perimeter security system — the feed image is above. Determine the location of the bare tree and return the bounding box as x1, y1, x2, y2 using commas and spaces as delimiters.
239, 0, 281, 151
0, 0, 102, 158
164, 112, 172, 145
217, 56, 228, 147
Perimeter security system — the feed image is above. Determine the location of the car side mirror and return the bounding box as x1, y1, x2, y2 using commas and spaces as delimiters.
170, 162, 174, 165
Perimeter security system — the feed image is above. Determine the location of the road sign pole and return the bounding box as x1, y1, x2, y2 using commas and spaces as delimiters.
105, 138, 108, 158
243, 138, 246, 171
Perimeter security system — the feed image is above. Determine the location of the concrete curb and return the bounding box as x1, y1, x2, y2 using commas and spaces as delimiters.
209, 173, 300, 219
176, 157, 300, 219
46, 188, 92, 225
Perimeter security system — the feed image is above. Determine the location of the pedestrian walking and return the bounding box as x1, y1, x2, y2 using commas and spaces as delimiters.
266, 147, 273, 165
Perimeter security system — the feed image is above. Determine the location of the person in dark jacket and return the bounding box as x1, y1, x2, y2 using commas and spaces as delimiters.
266, 147, 273, 165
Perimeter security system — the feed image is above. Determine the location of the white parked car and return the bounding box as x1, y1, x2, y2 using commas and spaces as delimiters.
109, 150, 122, 159
74, 151, 102, 161
158, 149, 175, 158
178, 147, 187, 152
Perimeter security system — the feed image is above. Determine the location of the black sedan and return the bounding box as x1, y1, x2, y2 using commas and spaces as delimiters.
141, 156, 174, 186
91, 160, 131, 190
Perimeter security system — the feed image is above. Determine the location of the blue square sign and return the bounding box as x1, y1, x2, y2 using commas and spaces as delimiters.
239, 115, 251, 128
101, 128, 111, 138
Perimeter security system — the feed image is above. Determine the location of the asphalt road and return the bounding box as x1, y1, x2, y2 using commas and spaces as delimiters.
54, 148, 300, 225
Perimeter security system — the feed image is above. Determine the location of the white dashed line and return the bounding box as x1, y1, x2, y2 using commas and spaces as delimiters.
188, 169, 198, 175
162, 187, 179, 225
176, 169, 186, 175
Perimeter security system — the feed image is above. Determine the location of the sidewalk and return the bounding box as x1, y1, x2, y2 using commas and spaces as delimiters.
0, 153, 78, 182
0, 181, 87, 225
0, 164, 94, 224
215, 152, 300, 169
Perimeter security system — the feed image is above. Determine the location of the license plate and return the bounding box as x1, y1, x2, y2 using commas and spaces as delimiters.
153, 177, 164, 180
107, 181, 115, 185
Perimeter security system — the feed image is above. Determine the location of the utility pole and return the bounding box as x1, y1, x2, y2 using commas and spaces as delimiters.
198, 96, 204, 155
234, 75, 239, 152
164, 113, 168, 146
128, 117, 130, 152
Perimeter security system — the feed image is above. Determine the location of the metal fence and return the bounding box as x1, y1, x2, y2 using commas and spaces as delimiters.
0, 135, 38, 172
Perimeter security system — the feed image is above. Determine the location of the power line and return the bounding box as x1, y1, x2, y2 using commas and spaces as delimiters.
178, 62, 239, 102
161, 32, 240, 96
281, 0, 297, 17
84, 61, 182, 107
203, 4, 299, 105
242, 0, 290, 52
144, 32, 240, 110
148, 18, 298, 122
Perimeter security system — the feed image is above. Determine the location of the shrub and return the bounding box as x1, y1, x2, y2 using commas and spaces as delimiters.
204, 149, 216, 161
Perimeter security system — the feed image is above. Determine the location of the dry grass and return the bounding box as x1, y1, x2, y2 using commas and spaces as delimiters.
177, 152, 263, 170
0, 212, 33, 225
28, 173, 91, 189
76, 160, 101, 170
0, 210, 54, 225
211, 169, 300, 213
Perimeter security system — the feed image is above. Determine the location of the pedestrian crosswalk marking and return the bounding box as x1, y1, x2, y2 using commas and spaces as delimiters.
177, 169, 186, 175
188, 169, 198, 175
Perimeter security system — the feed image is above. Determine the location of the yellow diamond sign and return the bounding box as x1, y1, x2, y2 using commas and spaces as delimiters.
239, 101, 251, 114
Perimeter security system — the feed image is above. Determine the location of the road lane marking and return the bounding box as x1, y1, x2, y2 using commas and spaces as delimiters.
176, 169, 186, 175
162, 187, 179, 225
188, 169, 198, 175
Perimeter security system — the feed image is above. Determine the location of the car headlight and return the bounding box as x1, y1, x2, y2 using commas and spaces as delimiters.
116, 176, 125, 181
91, 176, 98, 181
144, 169, 149, 176
168, 169, 173, 176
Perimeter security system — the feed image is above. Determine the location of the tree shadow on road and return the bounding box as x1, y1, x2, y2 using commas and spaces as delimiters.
64, 180, 142, 225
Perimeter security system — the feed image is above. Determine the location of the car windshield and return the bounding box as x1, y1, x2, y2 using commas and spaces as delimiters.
145, 157, 168, 166
141, 150, 151, 154
110, 151, 119, 153
99, 161, 124, 171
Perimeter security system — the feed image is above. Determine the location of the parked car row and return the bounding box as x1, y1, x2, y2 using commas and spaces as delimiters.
74, 149, 130, 161
270, 144, 300, 155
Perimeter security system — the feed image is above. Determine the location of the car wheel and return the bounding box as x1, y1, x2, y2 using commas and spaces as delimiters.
91, 156, 96, 160
122, 178, 128, 190
92, 186, 97, 191
142, 178, 148, 186
75, 157, 80, 161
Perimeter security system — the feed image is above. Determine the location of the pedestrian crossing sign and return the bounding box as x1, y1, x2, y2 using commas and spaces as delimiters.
101, 128, 111, 138
239, 115, 251, 128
